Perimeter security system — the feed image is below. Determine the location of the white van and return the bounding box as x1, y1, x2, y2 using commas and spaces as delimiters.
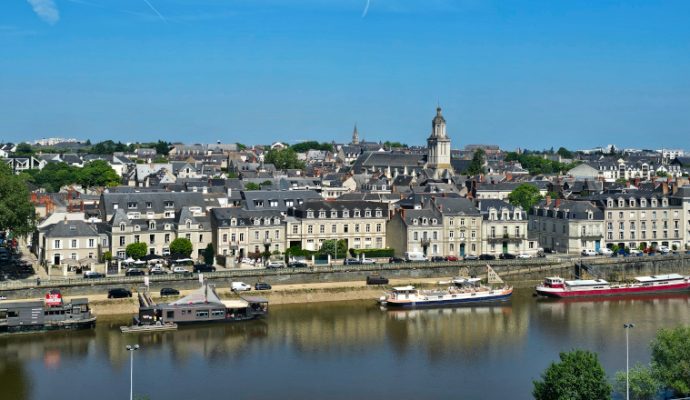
405, 251, 428, 262
231, 282, 252, 292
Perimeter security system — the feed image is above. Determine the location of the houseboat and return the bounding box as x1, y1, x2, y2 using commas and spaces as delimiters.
131, 284, 268, 327
379, 266, 513, 308
535, 274, 690, 298
0, 290, 96, 333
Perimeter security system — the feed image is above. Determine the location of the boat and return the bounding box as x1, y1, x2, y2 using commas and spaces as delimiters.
120, 322, 178, 333
378, 265, 513, 308
0, 289, 96, 333
535, 274, 690, 298
128, 283, 268, 327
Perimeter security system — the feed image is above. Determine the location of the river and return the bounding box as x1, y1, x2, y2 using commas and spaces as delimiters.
2, 289, 690, 399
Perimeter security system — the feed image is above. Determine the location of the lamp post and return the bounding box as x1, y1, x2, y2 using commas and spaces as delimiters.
126, 344, 140, 400
624, 323, 635, 400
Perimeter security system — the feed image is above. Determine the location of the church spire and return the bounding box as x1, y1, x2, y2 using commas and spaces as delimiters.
352, 123, 360, 145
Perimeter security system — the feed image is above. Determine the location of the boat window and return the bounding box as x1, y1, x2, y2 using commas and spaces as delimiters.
166, 311, 174, 319
72, 307, 81, 314
196, 310, 209, 318
0, 310, 7, 319
211, 310, 225, 317
7, 310, 18, 318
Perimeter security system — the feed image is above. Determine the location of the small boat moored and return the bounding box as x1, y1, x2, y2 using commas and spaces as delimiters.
0, 289, 96, 334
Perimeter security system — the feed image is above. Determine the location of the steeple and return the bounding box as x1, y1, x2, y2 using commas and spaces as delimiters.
426, 106, 452, 176
352, 124, 359, 145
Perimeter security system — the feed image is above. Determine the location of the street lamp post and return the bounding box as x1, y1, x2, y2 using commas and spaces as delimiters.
126, 344, 140, 400
624, 323, 635, 400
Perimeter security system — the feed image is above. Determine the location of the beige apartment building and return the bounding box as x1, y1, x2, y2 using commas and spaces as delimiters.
530, 199, 604, 254
211, 208, 285, 260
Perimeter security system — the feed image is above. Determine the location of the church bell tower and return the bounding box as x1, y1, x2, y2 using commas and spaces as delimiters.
426, 107, 451, 172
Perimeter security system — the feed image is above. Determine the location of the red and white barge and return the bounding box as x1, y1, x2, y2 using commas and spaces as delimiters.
535, 274, 690, 298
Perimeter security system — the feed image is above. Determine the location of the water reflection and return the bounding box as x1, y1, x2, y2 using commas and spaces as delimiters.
1, 290, 689, 400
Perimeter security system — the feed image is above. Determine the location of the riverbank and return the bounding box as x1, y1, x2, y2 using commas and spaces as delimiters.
55, 277, 544, 316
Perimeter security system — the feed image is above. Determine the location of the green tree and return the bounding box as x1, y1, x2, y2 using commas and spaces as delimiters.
533, 350, 611, 400
77, 160, 120, 187
236, 142, 247, 150
102, 251, 113, 263
28, 162, 80, 192
154, 140, 170, 156
291, 141, 333, 153
507, 184, 543, 211
260, 180, 273, 187
244, 182, 261, 191
264, 148, 305, 170
125, 242, 148, 259
14, 142, 34, 156
614, 363, 660, 400
318, 239, 348, 259
0, 164, 36, 236
465, 149, 486, 175
203, 243, 215, 265
170, 238, 193, 257
556, 147, 573, 159
152, 156, 168, 163
655, 171, 668, 177
383, 141, 408, 149
651, 326, 690, 396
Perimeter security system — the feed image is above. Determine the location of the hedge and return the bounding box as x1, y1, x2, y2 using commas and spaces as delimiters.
350, 248, 394, 257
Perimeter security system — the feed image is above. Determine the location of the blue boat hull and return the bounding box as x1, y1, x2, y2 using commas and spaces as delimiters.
383, 293, 512, 308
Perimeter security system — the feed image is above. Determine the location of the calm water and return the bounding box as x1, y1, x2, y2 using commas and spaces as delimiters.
2, 289, 690, 400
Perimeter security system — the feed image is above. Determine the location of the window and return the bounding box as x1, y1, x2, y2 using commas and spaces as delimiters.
71, 239, 77, 248
120, 223, 126, 232
331, 225, 336, 234
355, 224, 360, 233
365, 224, 371, 233
254, 231, 259, 240
376, 223, 382, 233
231, 233, 236, 242
342, 210, 349, 218
119, 237, 125, 246
146, 202, 152, 209
413, 232, 418, 240
128, 202, 137, 209
292, 225, 298, 234
164, 201, 174, 208
343, 225, 349, 233
375, 210, 382, 218
222, 233, 228, 243
365, 209, 371, 217
319, 211, 326, 218
307, 225, 313, 234
331, 211, 338, 218
449, 231, 454, 239
354, 209, 360, 217
54, 240, 61, 249
319, 225, 325, 234
134, 235, 140, 243
275, 230, 280, 239
88, 239, 94, 248
165, 233, 170, 243
307, 210, 314, 218
413, 219, 418, 225
150, 234, 155, 244
149, 221, 155, 230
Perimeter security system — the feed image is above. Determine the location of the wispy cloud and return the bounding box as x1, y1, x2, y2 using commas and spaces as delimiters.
362, 0, 371, 18
142, 0, 167, 23
0, 25, 38, 37
26, 0, 60, 25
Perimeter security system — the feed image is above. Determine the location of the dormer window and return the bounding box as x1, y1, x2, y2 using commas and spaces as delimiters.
253, 218, 260, 226
128, 202, 137, 209
662, 198, 668, 207
422, 218, 428, 225
307, 210, 314, 218
120, 223, 126, 232
618, 199, 625, 207
149, 221, 155, 230
413, 219, 418, 225
629, 199, 636, 207
273, 217, 281, 224
431, 218, 437, 225
652, 199, 658, 207
331, 211, 338, 218
164, 201, 174, 208
134, 225, 140, 231
588, 212, 593, 220
354, 209, 360, 218
186, 220, 192, 229
607, 199, 614, 207
264, 218, 271, 225
146, 202, 152, 209
319, 210, 326, 218
365, 209, 371, 218
641, 199, 647, 207
342, 210, 349, 218
230, 218, 237, 226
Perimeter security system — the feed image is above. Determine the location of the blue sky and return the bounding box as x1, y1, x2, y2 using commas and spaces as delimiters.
1, 0, 689, 150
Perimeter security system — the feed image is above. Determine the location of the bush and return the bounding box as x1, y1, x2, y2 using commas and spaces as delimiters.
170, 238, 193, 257
125, 243, 148, 259
286, 246, 316, 258
350, 248, 395, 258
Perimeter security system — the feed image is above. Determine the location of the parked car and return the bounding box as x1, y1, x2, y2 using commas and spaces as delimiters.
193, 264, 216, 273
172, 266, 190, 274
149, 265, 168, 275
266, 260, 285, 269
344, 258, 361, 265
498, 253, 516, 260
231, 281, 252, 292
360, 257, 376, 264
598, 248, 613, 256
446, 255, 459, 262
463, 254, 479, 261
404, 251, 428, 262
388, 257, 405, 263
107, 288, 132, 299
581, 249, 597, 256
288, 261, 308, 268
240, 258, 255, 265
430, 256, 447, 262
254, 282, 272, 291
658, 246, 670, 254
629, 249, 643, 256
366, 275, 389, 285
478, 254, 496, 260
83, 271, 105, 279
160, 287, 180, 296
125, 268, 146, 277
517, 253, 532, 259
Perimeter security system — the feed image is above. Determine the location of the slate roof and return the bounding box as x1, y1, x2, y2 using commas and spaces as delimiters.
44, 220, 99, 238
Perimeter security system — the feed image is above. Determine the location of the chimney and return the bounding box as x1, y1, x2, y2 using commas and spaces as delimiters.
545, 195, 552, 206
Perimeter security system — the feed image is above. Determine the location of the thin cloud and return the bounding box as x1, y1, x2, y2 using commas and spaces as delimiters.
26, 0, 60, 25
362, 0, 370, 18
142, 0, 167, 23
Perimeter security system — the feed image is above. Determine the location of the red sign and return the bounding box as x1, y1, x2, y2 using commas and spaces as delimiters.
45, 291, 62, 307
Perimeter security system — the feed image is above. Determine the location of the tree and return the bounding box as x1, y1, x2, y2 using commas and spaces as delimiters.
318, 239, 347, 259
556, 147, 573, 159
244, 182, 261, 191
203, 244, 215, 265
102, 251, 112, 263
154, 140, 170, 156
533, 350, 611, 400
236, 142, 247, 150
170, 238, 193, 257
614, 363, 660, 400
28, 162, 80, 192
291, 141, 333, 153
655, 171, 668, 177
264, 148, 305, 170
465, 149, 486, 175
651, 326, 690, 396
77, 160, 120, 187
507, 184, 543, 211
0, 164, 35, 236
125, 242, 147, 259
14, 142, 34, 156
